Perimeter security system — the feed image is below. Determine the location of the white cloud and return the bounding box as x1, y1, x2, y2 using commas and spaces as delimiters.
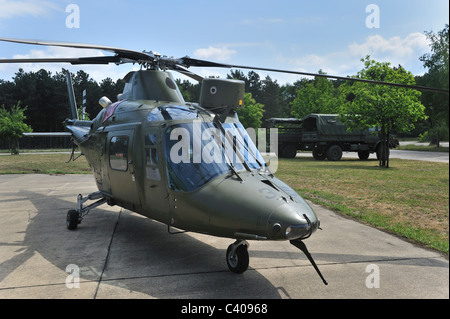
12, 46, 105, 60
277, 52, 349, 78
0, 0, 59, 19
241, 18, 284, 25
193, 46, 237, 61
348, 32, 430, 60
276, 32, 432, 82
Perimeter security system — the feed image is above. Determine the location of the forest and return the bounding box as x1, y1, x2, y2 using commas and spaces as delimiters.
0, 25, 448, 148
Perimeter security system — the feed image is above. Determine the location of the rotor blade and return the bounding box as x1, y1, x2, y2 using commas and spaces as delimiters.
0, 56, 124, 65
0, 37, 151, 62
173, 64, 204, 82
181, 57, 449, 94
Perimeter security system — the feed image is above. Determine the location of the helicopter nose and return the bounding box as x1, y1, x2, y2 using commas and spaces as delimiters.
268, 202, 320, 240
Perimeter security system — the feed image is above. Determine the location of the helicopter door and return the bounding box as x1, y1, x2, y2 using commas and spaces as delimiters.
143, 127, 169, 223
107, 129, 141, 206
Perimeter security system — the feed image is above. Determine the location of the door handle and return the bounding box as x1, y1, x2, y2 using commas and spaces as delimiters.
128, 159, 135, 174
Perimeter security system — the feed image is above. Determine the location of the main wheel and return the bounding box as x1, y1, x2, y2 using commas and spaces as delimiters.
226, 244, 249, 274
66, 209, 79, 230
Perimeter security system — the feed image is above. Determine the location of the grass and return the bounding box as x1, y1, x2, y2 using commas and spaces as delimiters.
0, 152, 448, 254
275, 157, 449, 254
0, 153, 91, 175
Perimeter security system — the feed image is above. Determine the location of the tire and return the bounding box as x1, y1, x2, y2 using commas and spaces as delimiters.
312, 148, 327, 160
282, 145, 297, 159
66, 209, 79, 230
226, 244, 249, 274
327, 145, 342, 161
358, 151, 370, 160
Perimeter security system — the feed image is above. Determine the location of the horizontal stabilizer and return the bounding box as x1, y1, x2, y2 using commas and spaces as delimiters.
65, 124, 91, 144
23, 132, 72, 137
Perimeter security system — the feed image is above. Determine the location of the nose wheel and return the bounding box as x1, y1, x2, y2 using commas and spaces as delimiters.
226, 240, 249, 273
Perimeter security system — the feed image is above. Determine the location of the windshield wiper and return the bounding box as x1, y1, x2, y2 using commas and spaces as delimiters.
233, 135, 273, 177
213, 116, 247, 180
226, 160, 244, 182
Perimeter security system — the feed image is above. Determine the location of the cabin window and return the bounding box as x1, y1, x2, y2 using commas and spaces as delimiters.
145, 133, 161, 180
146, 148, 158, 166
109, 135, 129, 171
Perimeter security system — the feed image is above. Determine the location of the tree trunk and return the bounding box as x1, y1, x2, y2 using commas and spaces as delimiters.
10, 138, 19, 155
378, 128, 389, 168
386, 129, 390, 168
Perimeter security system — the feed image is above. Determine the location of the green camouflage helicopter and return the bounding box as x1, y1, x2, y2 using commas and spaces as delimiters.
0, 38, 446, 284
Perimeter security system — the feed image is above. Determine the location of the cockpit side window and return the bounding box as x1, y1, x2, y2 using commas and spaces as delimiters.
164, 122, 267, 192
145, 133, 160, 181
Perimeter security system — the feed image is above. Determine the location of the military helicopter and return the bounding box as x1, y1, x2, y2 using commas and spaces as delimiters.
0, 38, 447, 285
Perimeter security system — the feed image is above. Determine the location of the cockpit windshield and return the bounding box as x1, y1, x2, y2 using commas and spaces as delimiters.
164, 121, 266, 192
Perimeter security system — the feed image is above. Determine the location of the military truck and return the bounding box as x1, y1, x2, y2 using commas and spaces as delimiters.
267, 114, 399, 161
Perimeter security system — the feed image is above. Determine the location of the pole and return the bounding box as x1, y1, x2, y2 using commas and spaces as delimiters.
82, 89, 86, 120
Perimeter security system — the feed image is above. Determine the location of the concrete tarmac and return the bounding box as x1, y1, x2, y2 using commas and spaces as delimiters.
0, 174, 448, 299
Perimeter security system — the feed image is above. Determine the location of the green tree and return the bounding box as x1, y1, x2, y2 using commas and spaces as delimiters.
279, 79, 306, 117
236, 92, 264, 129
417, 24, 449, 144
339, 56, 426, 167
247, 71, 263, 101
176, 79, 201, 102
0, 101, 33, 154
290, 71, 339, 119
259, 76, 281, 124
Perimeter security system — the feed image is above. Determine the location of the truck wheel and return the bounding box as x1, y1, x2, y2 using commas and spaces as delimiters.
327, 145, 342, 161
313, 148, 327, 160
358, 151, 370, 160
282, 145, 297, 158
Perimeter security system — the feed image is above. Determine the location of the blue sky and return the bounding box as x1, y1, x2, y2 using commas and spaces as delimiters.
0, 0, 448, 84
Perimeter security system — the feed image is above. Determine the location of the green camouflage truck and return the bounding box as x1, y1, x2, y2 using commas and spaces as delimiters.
267, 114, 399, 161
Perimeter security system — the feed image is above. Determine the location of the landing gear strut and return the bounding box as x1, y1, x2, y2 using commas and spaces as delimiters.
66, 191, 107, 230
226, 240, 249, 273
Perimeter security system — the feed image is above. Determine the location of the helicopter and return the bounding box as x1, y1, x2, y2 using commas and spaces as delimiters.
0, 38, 447, 285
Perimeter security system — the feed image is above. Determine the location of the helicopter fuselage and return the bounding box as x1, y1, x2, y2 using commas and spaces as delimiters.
69, 96, 320, 242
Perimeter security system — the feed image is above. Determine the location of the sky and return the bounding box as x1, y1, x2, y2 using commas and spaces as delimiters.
0, 0, 448, 85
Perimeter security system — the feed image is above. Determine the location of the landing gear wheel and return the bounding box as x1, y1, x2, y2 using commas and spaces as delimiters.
226, 243, 249, 274
66, 209, 79, 230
